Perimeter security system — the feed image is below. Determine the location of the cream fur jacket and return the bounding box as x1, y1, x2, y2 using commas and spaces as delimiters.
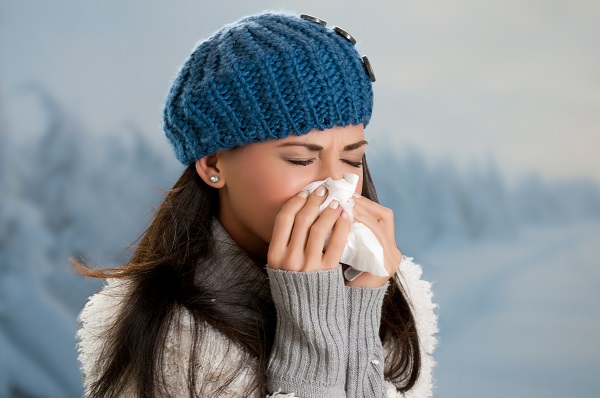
77, 228, 437, 397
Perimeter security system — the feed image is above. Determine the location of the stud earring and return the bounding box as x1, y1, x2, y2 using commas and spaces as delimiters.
210, 175, 220, 183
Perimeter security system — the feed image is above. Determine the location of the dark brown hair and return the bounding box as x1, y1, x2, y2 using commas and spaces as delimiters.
76, 155, 420, 397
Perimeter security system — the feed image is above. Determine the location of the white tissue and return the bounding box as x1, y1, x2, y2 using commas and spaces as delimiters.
302, 173, 388, 278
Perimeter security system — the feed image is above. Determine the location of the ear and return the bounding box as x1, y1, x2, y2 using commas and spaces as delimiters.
195, 153, 225, 188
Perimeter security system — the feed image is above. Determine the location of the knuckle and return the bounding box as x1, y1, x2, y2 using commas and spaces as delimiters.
324, 238, 341, 253
274, 210, 291, 224
304, 259, 322, 271
277, 204, 297, 218
279, 199, 295, 211
279, 196, 304, 213
267, 254, 281, 267
383, 207, 394, 219
309, 223, 329, 239
285, 264, 303, 272
295, 211, 316, 226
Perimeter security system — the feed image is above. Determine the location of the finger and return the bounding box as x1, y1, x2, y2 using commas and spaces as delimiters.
352, 205, 403, 276
303, 200, 344, 270
353, 198, 396, 238
352, 206, 389, 248
268, 190, 309, 268
287, 184, 328, 253
354, 196, 395, 224
321, 209, 352, 268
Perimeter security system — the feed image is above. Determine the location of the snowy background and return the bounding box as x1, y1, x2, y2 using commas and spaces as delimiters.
1, 1, 599, 397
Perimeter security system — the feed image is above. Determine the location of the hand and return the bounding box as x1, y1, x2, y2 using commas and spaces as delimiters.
345, 195, 402, 288
268, 185, 352, 272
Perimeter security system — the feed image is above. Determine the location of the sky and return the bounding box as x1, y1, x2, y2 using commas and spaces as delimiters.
1, 0, 599, 185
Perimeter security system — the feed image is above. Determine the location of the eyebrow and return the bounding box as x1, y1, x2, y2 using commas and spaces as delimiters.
277, 140, 368, 151
344, 140, 369, 151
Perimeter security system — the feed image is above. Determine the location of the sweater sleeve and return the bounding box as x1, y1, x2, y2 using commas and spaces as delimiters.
266, 267, 348, 398
345, 283, 388, 398
345, 256, 438, 398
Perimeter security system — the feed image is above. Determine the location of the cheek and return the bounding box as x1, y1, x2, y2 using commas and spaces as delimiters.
253, 169, 310, 217
358, 173, 364, 195
229, 162, 310, 241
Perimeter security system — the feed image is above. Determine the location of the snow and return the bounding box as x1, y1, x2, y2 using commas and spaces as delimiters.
420, 221, 600, 397
0, 88, 181, 397
1, 88, 599, 397
0, 198, 82, 396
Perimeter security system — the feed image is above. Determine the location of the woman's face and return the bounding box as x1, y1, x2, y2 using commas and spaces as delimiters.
215, 123, 366, 260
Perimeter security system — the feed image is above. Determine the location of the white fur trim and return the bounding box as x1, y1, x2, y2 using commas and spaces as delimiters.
76, 278, 132, 396
392, 256, 438, 398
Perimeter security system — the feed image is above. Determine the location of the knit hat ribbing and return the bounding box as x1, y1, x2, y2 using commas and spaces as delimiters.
163, 11, 374, 165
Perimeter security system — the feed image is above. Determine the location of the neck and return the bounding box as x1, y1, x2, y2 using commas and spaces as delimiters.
217, 209, 269, 265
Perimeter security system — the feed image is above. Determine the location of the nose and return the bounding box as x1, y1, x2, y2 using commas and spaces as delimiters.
319, 156, 344, 181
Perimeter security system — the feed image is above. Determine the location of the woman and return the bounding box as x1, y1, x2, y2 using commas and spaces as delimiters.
77, 11, 437, 398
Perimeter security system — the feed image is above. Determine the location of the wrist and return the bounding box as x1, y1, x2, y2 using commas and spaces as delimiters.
266, 267, 349, 396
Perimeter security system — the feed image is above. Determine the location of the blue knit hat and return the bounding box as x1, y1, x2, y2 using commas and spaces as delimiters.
163, 11, 374, 165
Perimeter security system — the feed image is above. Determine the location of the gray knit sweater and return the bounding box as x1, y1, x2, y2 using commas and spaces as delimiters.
77, 220, 437, 397
267, 266, 388, 397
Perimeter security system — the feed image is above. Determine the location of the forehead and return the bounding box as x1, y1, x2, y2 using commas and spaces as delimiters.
275, 124, 365, 146
225, 124, 366, 159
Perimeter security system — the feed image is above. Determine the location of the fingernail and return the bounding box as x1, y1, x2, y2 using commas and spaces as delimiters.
315, 185, 327, 197
328, 200, 339, 209
297, 190, 309, 198
341, 210, 349, 219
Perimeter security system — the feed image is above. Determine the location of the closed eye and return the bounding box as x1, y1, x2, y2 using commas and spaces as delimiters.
285, 158, 315, 166
342, 159, 363, 168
